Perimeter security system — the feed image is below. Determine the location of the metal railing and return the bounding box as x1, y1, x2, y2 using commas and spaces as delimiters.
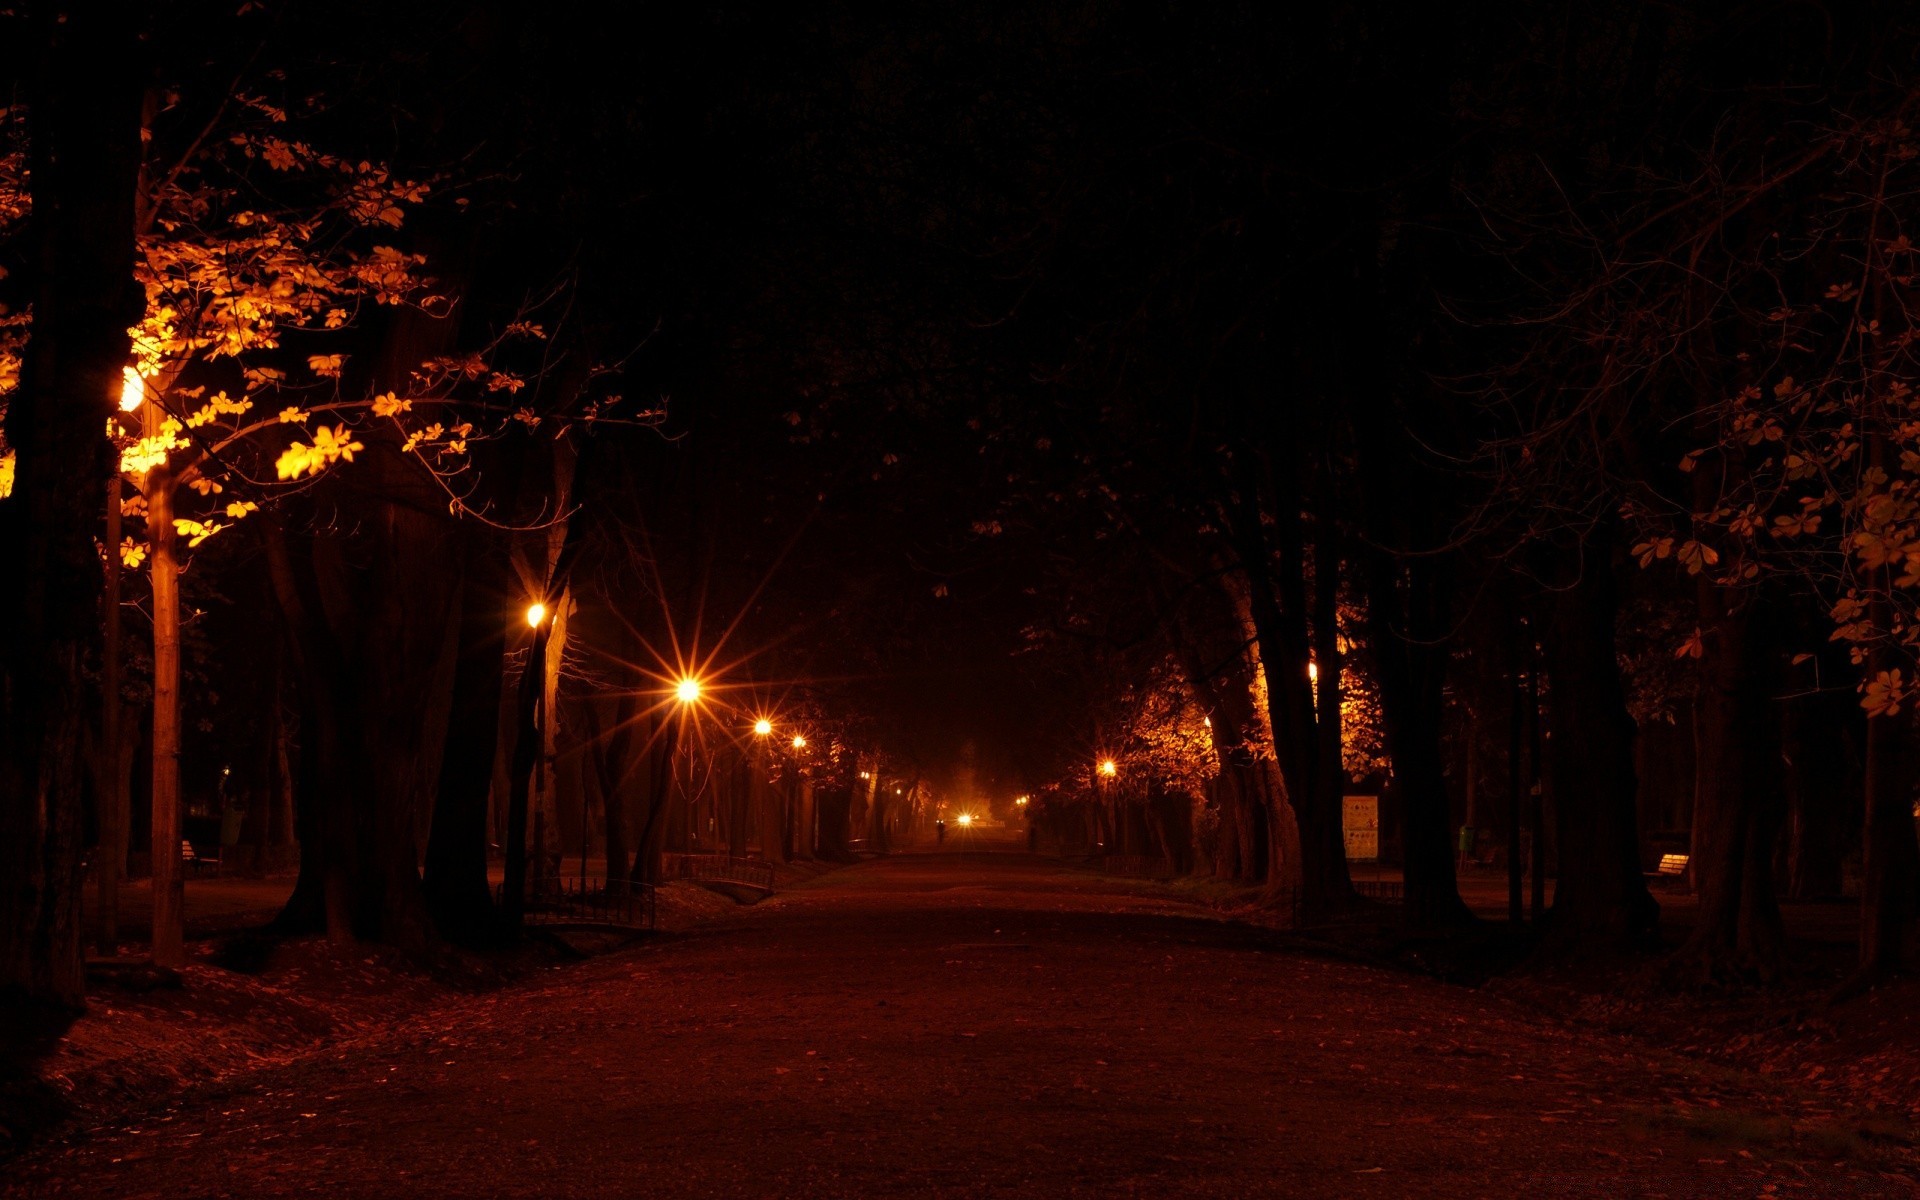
661, 853, 776, 893
1353, 879, 1403, 902
1100, 854, 1175, 880
501, 874, 656, 931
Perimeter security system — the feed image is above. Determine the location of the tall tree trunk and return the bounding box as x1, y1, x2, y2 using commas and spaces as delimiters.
751, 738, 782, 864
816, 784, 851, 859
628, 707, 678, 886
1674, 601, 1786, 981
1857, 650, 1920, 981
1542, 539, 1659, 943
1368, 551, 1472, 928
0, 6, 142, 1008
581, 693, 639, 888
1782, 684, 1849, 899
1227, 452, 1349, 913
423, 544, 512, 943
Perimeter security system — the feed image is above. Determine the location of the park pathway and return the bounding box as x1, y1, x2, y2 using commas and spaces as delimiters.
5, 852, 1905, 1198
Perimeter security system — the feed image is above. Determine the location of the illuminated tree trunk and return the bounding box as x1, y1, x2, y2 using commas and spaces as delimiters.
146, 468, 185, 968
0, 3, 141, 1009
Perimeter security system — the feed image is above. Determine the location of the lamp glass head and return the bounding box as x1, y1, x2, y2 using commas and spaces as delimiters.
118, 367, 145, 413
525, 602, 547, 628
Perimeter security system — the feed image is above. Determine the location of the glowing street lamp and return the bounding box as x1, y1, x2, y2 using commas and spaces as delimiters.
525, 602, 547, 628
675, 676, 702, 705
754, 718, 773, 737
119, 366, 146, 413
956, 813, 972, 827
1015, 796, 1029, 806
791, 734, 807, 751
1098, 759, 1118, 778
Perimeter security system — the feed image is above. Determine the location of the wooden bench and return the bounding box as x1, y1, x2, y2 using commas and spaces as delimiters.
1645, 852, 1688, 885
182, 839, 221, 876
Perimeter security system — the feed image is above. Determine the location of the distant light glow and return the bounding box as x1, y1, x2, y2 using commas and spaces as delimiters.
675, 677, 702, 704
1015, 796, 1028, 806
1308, 661, 1319, 683
1099, 759, 1117, 778
119, 367, 145, 413
792, 734, 807, 750
525, 602, 547, 628
754, 718, 773, 736
956, 813, 972, 827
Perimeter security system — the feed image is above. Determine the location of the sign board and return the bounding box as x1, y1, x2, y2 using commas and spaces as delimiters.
1342, 795, 1379, 861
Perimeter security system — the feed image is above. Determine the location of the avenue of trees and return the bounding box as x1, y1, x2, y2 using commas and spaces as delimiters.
5, 2, 1920, 1013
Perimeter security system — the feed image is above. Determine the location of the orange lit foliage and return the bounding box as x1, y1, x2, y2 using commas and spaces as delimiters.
1121, 655, 1214, 798
112, 85, 448, 557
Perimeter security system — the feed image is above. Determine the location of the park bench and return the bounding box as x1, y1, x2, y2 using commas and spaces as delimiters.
1645, 852, 1689, 886
182, 839, 221, 876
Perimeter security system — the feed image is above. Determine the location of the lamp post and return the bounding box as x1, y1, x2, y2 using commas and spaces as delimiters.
750, 717, 781, 863
672, 677, 701, 848
97, 371, 143, 956
1096, 758, 1118, 853
503, 601, 549, 928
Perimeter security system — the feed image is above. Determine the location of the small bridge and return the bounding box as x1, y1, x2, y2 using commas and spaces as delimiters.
503, 875, 657, 933
662, 853, 777, 895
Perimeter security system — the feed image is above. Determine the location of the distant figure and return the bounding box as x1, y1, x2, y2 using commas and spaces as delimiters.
935, 819, 946, 845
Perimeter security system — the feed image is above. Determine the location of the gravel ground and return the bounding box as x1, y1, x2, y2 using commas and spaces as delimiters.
7, 852, 1913, 1198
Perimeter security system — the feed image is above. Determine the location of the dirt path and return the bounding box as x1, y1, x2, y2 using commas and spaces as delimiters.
8, 854, 1911, 1198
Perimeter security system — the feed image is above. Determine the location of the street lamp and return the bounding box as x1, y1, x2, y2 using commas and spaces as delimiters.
119, 366, 146, 413
754, 718, 773, 736
1099, 758, 1117, 778
525, 602, 547, 628
675, 676, 702, 704
791, 734, 807, 751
